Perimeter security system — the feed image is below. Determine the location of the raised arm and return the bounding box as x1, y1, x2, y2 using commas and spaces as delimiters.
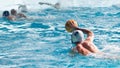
75, 27, 94, 42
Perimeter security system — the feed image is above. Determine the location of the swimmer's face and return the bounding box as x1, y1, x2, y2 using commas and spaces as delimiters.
11, 9, 17, 15
65, 20, 78, 32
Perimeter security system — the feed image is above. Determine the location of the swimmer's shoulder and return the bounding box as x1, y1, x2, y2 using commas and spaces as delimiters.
7, 16, 16, 21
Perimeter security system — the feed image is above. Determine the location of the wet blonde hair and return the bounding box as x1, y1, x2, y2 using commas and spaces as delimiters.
65, 19, 78, 32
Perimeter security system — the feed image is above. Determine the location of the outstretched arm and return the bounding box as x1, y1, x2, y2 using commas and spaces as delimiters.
17, 13, 27, 18
39, 2, 60, 9
39, 2, 53, 6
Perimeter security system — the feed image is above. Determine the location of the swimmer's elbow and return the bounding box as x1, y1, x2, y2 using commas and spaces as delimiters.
88, 31, 94, 37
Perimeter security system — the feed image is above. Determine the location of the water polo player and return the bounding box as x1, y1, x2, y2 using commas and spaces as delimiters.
65, 19, 100, 56
2, 10, 15, 21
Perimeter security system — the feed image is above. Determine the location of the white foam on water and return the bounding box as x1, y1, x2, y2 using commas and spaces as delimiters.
89, 45, 120, 59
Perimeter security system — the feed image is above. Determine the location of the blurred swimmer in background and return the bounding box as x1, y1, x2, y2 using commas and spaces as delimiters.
10, 9, 27, 19
39, 2, 60, 9
2, 10, 15, 21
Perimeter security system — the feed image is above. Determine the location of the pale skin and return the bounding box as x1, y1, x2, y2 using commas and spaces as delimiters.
6, 16, 16, 21
67, 22, 100, 56
75, 28, 120, 59
66, 20, 120, 59
75, 28, 99, 55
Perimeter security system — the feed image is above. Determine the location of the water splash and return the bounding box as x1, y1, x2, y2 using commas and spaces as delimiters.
89, 45, 120, 60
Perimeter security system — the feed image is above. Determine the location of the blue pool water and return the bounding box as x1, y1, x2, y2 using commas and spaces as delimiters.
0, 6, 120, 68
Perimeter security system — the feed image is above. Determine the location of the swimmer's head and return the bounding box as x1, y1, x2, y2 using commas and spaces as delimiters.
71, 30, 84, 44
55, 2, 60, 9
65, 19, 78, 32
2, 11, 10, 17
11, 9, 17, 15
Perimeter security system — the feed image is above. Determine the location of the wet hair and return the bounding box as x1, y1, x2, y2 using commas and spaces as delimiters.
2, 11, 10, 17
11, 9, 17, 15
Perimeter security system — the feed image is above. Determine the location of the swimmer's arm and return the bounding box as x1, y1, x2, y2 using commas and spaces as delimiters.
17, 13, 27, 18
76, 44, 91, 56
22, 14, 27, 18
39, 2, 53, 6
76, 28, 94, 41
39, 2, 59, 9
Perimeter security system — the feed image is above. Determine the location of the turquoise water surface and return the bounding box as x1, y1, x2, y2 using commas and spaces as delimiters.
0, 5, 120, 68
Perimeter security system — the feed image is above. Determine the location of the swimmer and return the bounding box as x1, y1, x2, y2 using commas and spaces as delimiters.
18, 4, 27, 13
38, 2, 60, 9
11, 9, 27, 19
2, 10, 15, 21
65, 19, 100, 56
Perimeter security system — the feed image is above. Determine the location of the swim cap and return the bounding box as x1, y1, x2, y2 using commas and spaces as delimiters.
2, 11, 10, 17
71, 30, 84, 44
65, 20, 78, 32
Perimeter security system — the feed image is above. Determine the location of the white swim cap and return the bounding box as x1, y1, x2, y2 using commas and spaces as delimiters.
71, 30, 84, 44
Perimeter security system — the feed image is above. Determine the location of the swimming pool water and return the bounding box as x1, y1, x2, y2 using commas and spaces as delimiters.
0, 6, 120, 68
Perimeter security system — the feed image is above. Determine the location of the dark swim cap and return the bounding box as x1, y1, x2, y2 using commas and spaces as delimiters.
2, 11, 10, 17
